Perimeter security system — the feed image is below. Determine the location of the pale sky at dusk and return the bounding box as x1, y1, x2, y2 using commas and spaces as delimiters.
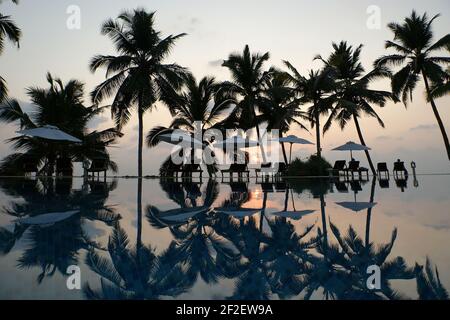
1, 0, 450, 175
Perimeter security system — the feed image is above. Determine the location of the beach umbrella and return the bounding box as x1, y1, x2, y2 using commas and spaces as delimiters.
17, 125, 82, 143
215, 207, 261, 219
15, 210, 79, 226
154, 207, 208, 225
272, 135, 314, 164
332, 141, 370, 159
271, 210, 316, 221
335, 201, 377, 212
159, 131, 204, 148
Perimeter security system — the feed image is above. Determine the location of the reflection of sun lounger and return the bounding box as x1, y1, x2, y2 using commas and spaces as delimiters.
377, 162, 389, 179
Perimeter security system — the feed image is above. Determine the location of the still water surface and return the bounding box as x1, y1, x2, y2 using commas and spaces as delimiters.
0, 176, 449, 300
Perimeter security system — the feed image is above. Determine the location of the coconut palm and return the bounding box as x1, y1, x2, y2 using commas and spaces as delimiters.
263, 219, 316, 299
0, 73, 121, 176
0, 0, 21, 101
84, 224, 191, 300
283, 63, 335, 158
318, 41, 392, 174
257, 71, 310, 164
414, 258, 449, 300
90, 9, 187, 178
221, 45, 273, 163
146, 74, 234, 174
329, 223, 415, 299
375, 11, 450, 160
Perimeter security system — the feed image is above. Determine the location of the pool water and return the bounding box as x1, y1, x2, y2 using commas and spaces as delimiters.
0, 175, 449, 300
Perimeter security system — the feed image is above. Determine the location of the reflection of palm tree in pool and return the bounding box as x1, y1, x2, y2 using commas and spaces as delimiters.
0, 178, 120, 281
84, 224, 190, 300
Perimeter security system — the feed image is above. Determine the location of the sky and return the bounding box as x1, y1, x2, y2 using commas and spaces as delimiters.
1, 0, 450, 175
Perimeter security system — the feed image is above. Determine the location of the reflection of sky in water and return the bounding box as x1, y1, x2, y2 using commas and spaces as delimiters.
0, 176, 449, 300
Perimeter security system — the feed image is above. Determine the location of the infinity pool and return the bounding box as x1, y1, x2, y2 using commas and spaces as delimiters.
0, 176, 449, 300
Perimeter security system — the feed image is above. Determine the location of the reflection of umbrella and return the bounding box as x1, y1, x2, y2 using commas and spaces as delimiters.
159, 131, 204, 148
271, 210, 316, 220
336, 202, 377, 212
15, 210, 79, 226
272, 135, 314, 164
271, 187, 315, 220
332, 141, 370, 159
213, 136, 259, 148
157, 207, 207, 223
17, 125, 82, 143
215, 207, 260, 218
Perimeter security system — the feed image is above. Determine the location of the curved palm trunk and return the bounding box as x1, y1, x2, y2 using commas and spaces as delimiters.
259, 190, 268, 232
315, 111, 322, 158
365, 178, 376, 246
422, 70, 450, 161
353, 115, 376, 175
279, 132, 289, 165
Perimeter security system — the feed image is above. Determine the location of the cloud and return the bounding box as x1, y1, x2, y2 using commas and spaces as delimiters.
375, 135, 403, 141
208, 59, 223, 67
409, 124, 438, 131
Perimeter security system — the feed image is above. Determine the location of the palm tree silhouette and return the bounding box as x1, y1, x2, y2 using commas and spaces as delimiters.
84, 223, 191, 300
318, 41, 392, 174
90, 9, 187, 178
414, 258, 449, 300
147, 74, 235, 175
0, 178, 121, 283
221, 45, 273, 163
0, 0, 21, 101
0, 73, 121, 176
329, 223, 415, 299
263, 218, 316, 299
375, 11, 450, 161
283, 63, 335, 158
258, 71, 310, 164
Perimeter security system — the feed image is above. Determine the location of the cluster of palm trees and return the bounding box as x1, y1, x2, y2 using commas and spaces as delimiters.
0, 7, 449, 176
89, 8, 450, 177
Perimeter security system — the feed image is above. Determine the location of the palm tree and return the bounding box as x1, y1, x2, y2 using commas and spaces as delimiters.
0, 73, 121, 175
414, 258, 449, 300
318, 41, 392, 174
283, 63, 335, 158
0, 0, 21, 101
90, 9, 187, 178
221, 45, 273, 163
258, 71, 310, 164
146, 74, 235, 174
329, 223, 415, 299
84, 224, 191, 300
375, 11, 450, 160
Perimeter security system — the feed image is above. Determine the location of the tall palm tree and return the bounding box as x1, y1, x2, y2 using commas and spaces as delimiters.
258, 71, 310, 164
90, 9, 187, 178
221, 45, 273, 163
375, 11, 450, 160
318, 41, 392, 174
0, 73, 121, 176
146, 74, 235, 174
0, 0, 21, 101
283, 63, 335, 158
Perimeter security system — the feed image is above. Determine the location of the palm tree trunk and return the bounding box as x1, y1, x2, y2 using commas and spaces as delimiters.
255, 123, 268, 164
138, 107, 144, 178
365, 178, 376, 246
422, 70, 450, 161
137, 177, 143, 250
315, 111, 322, 158
353, 115, 376, 175
280, 131, 289, 164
